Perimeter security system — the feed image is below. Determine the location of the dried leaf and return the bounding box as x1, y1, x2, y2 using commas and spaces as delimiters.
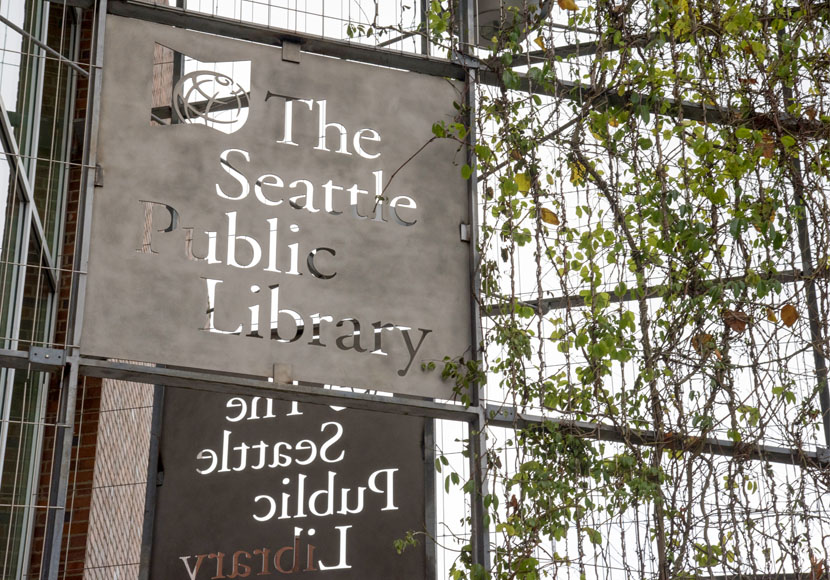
515, 173, 531, 193
766, 307, 778, 323
722, 310, 749, 333
691, 334, 723, 360
810, 553, 825, 580
540, 208, 560, 225
533, 36, 546, 50
558, 0, 579, 10
756, 133, 775, 159
691, 334, 709, 354
781, 304, 799, 327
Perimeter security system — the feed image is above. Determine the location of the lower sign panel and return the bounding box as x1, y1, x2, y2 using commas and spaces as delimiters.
148, 388, 428, 579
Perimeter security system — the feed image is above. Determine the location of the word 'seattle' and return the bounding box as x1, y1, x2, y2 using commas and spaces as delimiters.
137, 94, 433, 377
178, 397, 402, 578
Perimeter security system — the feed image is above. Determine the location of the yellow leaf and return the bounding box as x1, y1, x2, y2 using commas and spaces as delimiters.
569, 161, 586, 185
540, 208, 560, 225
781, 304, 799, 327
558, 0, 579, 10
609, 116, 619, 127
515, 173, 531, 193
766, 307, 778, 323
533, 36, 546, 50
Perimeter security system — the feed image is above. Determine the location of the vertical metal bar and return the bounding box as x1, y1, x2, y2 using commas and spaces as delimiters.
420, 0, 429, 56
139, 385, 165, 580
790, 158, 830, 449
423, 418, 437, 579
66, 0, 106, 348
780, 32, 830, 449
458, 0, 490, 572
43, 359, 77, 579
44, 0, 108, 577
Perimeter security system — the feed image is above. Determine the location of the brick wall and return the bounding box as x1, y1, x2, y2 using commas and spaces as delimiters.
82, 378, 153, 580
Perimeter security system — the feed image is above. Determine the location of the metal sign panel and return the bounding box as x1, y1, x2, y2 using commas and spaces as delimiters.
149, 389, 428, 579
82, 15, 471, 397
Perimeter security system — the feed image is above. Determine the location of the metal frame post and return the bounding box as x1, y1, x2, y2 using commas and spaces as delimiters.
458, 0, 491, 573
781, 52, 830, 448
138, 385, 165, 580
43, 0, 107, 577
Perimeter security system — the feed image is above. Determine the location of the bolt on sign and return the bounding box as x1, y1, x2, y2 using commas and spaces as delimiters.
148, 389, 428, 578
82, 16, 471, 397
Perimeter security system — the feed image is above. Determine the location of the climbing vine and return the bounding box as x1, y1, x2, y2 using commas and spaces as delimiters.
360, 1, 830, 578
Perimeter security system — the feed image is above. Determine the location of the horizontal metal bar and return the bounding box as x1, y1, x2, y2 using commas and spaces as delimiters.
77, 356, 480, 422
485, 270, 803, 317
533, 3, 828, 60
0, 14, 90, 77
46, 0, 95, 9
708, 574, 806, 580
482, 69, 824, 136
110, 0, 824, 138
107, 0, 465, 80
487, 405, 830, 467
0, 347, 819, 465
0, 348, 37, 370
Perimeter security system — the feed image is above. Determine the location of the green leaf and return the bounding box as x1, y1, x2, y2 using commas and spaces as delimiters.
461, 164, 473, 180
584, 527, 603, 544
502, 69, 520, 90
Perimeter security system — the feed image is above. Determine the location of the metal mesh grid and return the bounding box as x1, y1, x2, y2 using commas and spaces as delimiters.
0, 1, 827, 579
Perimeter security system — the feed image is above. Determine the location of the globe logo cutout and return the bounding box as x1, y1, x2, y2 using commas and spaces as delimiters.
173, 70, 249, 134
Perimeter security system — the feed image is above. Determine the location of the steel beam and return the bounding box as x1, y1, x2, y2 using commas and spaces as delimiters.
484, 270, 804, 317
486, 405, 830, 468
708, 574, 809, 580
0, 347, 824, 468
46, 0, 96, 10
77, 357, 481, 423
782, 39, 830, 448
107, 0, 465, 80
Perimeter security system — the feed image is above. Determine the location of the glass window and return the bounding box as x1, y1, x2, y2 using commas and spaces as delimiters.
0, 1, 43, 172
0, 4, 76, 578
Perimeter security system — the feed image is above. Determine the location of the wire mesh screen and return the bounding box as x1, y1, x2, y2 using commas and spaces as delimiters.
0, 1, 828, 580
